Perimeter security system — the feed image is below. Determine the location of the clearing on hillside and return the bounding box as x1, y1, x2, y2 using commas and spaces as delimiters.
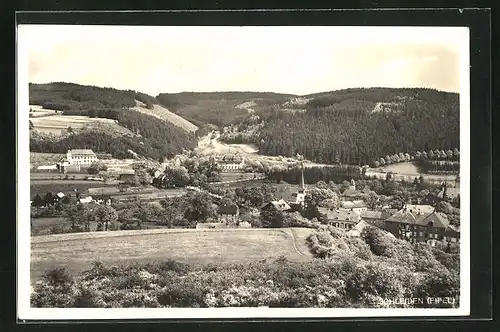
30, 228, 314, 282
30, 114, 135, 137
131, 100, 198, 133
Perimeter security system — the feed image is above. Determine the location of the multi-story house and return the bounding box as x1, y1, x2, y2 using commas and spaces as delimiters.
217, 154, 246, 172
67, 149, 98, 165
383, 208, 460, 246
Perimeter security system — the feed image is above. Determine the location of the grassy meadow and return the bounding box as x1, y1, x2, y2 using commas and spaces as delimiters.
30, 228, 314, 282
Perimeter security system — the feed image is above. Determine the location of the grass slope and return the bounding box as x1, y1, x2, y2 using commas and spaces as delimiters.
30, 228, 314, 282
131, 101, 198, 133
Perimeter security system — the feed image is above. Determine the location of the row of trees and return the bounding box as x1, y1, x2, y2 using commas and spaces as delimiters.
153, 155, 222, 189
371, 148, 460, 168
265, 165, 363, 185
415, 160, 460, 173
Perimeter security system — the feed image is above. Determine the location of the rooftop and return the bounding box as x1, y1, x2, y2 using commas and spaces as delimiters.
360, 209, 398, 220
386, 211, 450, 228
403, 204, 435, 214
317, 207, 362, 222
341, 200, 367, 209
267, 199, 292, 212
68, 149, 96, 155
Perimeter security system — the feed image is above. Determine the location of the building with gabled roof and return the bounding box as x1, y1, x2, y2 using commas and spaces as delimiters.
347, 220, 370, 237
340, 200, 368, 214
262, 199, 292, 212
383, 208, 458, 246
402, 204, 435, 215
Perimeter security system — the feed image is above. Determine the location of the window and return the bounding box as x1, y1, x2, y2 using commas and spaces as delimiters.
419, 232, 424, 237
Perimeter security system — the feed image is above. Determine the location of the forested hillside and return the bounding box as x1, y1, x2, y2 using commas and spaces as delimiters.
29, 83, 197, 160
229, 88, 459, 166
29, 82, 158, 111
156, 91, 296, 127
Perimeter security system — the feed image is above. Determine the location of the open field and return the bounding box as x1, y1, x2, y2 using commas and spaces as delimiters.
30, 114, 135, 137
30, 228, 314, 282
366, 162, 457, 185
29, 105, 58, 117
219, 172, 263, 182
132, 101, 198, 133
377, 162, 421, 175
31, 217, 69, 236
30, 181, 117, 196
30, 172, 90, 180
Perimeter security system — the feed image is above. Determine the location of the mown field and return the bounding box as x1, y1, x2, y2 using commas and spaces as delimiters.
30, 228, 314, 282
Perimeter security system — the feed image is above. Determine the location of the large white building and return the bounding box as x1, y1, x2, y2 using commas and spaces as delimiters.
66, 149, 98, 165
217, 154, 246, 172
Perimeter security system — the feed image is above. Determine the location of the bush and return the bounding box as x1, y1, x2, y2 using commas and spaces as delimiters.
157, 282, 207, 307
44, 267, 73, 285
360, 226, 394, 256
73, 286, 102, 307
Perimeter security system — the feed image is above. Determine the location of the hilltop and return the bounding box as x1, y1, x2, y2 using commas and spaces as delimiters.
156, 91, 296, 127
30, 82, 198, 133
29, 84, 460, 165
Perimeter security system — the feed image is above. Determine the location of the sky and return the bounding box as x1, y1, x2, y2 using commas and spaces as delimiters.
20, 25, 468, 96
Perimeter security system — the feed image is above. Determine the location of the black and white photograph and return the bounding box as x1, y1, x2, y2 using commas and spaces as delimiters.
17, 24, 470, 319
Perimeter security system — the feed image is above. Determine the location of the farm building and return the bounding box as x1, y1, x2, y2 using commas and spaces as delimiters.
67, 149, 98, 165
36, 165, 58, 171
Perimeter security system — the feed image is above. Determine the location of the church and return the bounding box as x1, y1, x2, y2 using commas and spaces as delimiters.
262, 164, 307, 212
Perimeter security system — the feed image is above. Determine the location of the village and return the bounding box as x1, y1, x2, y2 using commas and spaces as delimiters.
30, 147, 460, 249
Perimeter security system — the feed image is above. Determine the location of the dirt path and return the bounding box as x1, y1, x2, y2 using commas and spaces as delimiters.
281, 228, 313, 257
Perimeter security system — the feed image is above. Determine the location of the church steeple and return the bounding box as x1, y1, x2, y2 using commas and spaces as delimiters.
298, 163, 305, 193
